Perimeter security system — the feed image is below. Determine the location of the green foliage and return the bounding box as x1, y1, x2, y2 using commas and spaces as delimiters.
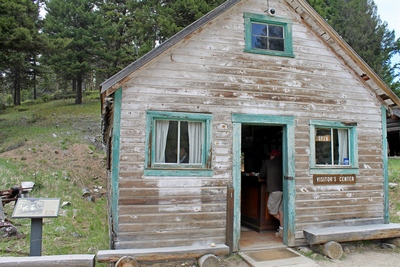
0, 93, 107, 258
307, 0, 399, 93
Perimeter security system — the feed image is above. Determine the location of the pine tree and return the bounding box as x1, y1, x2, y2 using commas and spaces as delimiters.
0, 0, 45, 105
307, 0, 399, 95
43, 0, 102, 104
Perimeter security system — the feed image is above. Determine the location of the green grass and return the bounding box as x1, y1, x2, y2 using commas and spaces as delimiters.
0, 92, 108, 264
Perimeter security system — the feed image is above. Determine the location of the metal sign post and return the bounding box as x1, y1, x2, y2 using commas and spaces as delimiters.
12, 198, 60, 256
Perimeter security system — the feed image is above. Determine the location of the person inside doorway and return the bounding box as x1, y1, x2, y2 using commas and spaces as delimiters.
259, 149, 283, 237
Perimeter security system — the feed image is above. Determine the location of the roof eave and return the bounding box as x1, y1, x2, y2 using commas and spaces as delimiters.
287, 0, 400, 110
100, 0, 242, 96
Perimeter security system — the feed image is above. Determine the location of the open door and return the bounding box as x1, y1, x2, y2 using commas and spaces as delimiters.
231, 114, 296, 251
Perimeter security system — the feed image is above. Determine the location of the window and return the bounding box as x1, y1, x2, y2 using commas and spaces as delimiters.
244, 12, 294, 57
145, 111, 212, 176
310, 120, 358, 174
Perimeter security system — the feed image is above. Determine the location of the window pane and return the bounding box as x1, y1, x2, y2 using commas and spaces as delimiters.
269, 38, 284, 51
163, 121, 189, 163
268, 25, 283, 38
252, 36, 268, 49
252, 23, 268, 36
315, 128, 332, 165
315, 128, 349, 166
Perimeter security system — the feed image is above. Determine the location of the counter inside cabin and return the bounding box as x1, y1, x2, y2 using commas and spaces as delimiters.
241, 172, 279, 232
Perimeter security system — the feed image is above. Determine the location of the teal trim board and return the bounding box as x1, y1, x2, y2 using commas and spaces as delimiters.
111, 88, 122, 233
232, 114, 296, 249
382, 105, 389, 223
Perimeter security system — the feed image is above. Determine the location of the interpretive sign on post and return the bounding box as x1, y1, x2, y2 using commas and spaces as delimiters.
12, 198, 60, 256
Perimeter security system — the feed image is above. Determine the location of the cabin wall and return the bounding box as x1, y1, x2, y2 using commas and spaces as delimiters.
113, 0, 385, 249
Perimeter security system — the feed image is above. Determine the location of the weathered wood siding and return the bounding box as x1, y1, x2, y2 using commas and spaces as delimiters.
114, 0, 384, 248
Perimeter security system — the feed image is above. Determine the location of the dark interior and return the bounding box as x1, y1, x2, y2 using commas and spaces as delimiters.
240, 125, 282, 232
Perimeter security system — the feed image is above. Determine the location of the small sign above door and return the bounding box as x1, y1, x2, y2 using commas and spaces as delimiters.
313, 174, 356, 185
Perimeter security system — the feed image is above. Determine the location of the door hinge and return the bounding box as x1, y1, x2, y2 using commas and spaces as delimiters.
284, 176, 294, 180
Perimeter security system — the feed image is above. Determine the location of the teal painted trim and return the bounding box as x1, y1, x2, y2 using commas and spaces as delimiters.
382, 105, 389, 223
144, 169, 212, 177
232, 122, 242, 251
145, 111, 213, 176
309, 120, 358, 172
232, 113, 294, 125
309, 168, 359, 175
111, 88, 122, 234
243, 12, 295, 58
232, 114, 296, 248
283, 118, 296, 246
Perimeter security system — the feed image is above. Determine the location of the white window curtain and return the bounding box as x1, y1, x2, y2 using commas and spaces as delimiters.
338, 129, 348, 164
155, 120, 169, 163
188, 122, 203, 164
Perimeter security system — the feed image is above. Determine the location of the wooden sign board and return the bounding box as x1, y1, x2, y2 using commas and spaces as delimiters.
316, 135, 331, 142
313, 174, 356, 185
12, 198, 60, 218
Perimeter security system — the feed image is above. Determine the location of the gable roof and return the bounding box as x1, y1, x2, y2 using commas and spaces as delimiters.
100, 0, 400, 112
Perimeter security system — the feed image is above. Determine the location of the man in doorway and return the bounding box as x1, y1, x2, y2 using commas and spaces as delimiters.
259, 149, 283, 237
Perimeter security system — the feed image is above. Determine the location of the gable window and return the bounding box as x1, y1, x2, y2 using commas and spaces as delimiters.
244, 12, 294, 57
310, 120, 358, 174
145, 111, 212, 176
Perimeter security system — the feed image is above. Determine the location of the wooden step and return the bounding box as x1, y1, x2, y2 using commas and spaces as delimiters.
0, 254, 95, 267
303, 223, 400, 245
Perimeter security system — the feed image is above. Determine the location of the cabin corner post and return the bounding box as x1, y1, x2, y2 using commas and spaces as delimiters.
382, 105, 389, 223
232, 122, 242, 252
111, 88, 123, 236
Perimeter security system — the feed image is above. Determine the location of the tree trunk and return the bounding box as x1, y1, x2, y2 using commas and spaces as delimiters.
75, 73, 83, 104
13, 67, 21, 106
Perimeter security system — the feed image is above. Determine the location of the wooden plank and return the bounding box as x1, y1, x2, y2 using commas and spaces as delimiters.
0, 254, 95, 267
226, 183, 234, 254
97, 244, 229, 263
303, 224, 400, 245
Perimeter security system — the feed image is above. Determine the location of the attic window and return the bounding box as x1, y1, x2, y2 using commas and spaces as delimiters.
244, 12, 294, 58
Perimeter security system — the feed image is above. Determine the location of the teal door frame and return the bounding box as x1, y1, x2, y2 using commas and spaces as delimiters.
232, 114, 296, 251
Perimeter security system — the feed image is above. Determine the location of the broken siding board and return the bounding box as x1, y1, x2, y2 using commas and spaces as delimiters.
117, 229, 226, 242
114, 237, 227, 249
118, 195, 226, 206
118, 212, 226, 224
296, 212, 384, 224
119, 187, 225, 198
296, 197, 384, 207
119, 220, 226, 232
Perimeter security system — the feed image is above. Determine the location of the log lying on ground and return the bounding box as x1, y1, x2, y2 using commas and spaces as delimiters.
311, 241, 343, 260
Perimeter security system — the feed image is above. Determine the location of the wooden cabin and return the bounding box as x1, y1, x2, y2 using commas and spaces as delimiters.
100, 0, 400, 254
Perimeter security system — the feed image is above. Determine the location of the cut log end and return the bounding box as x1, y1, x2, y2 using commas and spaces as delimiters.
322, 241, 343, 259
312, 241, 343, 260
115, 256, 140, 267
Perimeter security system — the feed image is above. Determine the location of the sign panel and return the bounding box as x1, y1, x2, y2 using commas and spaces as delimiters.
313, 174, 356, 185
316, 135, 331, 142
12, 198, 60, 218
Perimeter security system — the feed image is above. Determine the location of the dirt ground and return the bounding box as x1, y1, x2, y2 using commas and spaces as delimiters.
316, 245, 400, 267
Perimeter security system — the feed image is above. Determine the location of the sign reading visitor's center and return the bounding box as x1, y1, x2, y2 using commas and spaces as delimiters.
313, 174, 356, 185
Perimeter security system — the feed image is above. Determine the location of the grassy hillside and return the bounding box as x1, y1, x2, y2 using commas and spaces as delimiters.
0, 92, 109, 258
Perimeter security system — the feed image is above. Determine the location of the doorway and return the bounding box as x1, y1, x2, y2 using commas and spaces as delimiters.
240, 125, 283, 250
231, 114, 296, 252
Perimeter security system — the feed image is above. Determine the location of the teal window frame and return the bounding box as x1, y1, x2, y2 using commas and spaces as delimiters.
244, 12, 294, 58
310, 120, 358, 175
144, 111, 213, 177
